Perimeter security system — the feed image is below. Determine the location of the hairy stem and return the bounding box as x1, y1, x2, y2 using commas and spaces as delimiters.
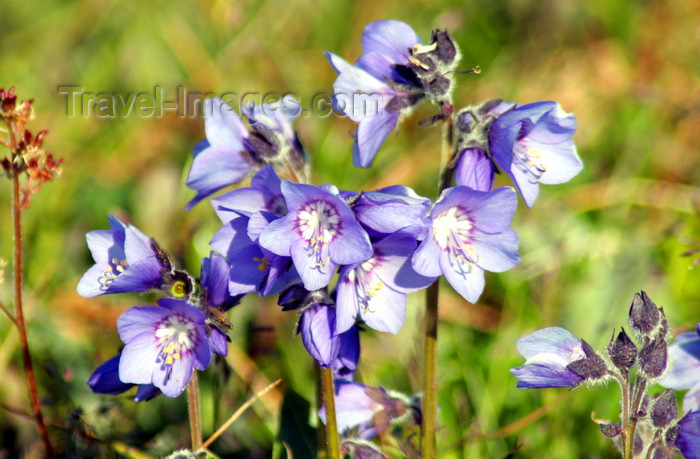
320, 366, 340, 459
187, 371, 203, 450
10, 125, 55, 458
421, 106, 454, 458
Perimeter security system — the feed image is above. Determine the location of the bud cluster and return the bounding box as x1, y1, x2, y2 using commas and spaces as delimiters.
0, 87, 63, 209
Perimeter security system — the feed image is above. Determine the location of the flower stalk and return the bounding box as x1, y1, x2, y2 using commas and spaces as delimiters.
421, 105, 455, 458
6, 110, 56, 457
187, 371, 203, 450
320, 366, 341, 459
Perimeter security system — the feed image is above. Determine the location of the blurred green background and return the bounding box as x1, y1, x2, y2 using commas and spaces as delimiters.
0, 0, 698, 457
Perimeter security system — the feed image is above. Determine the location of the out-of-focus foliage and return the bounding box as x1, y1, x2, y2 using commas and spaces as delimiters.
0, 0, 697, 456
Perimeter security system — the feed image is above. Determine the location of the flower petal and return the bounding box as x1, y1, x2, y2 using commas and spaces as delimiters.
361, 20, 421, 63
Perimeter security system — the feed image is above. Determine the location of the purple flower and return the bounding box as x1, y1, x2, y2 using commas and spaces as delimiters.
411, 186, 520, 303
336, 234, 435, 334
510, 327, 587, 389
210, 215, 296, 296
350, 185, 431, 239
325, 20, 424, 168
185, 98, 250, 210
117, 299, 211, 398
298, 296, 340, 368
455, 147, 495, 192
320, 382, 383, 437
211, 165, 286, 222
87, 354, 161, 402
677, 410, 700, 459
242, 95, 306, 170
489, 101, 583, 207
660, 324, 700, 412
319, 381, 413, 438
77, 215, 168, 298
259, 181, 373, 291
200, 252, 243, 356
333, 324, 360, 382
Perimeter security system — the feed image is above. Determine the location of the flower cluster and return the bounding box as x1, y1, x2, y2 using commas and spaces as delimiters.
76, 17, 594, 459
82, 216, 238, 398
511, 292, 700, 458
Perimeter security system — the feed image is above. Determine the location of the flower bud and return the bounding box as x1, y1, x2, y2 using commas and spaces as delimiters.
629, 291, 660, 337
650, 390, 678, 428
607, 328, 637, 373
600, 423, 622, 438
639, 336, 668, 378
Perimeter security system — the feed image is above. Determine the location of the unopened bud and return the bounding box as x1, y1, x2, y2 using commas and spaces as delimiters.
629, 291, 660, 336
600, 423, 622, 438
650, 390, 678, 428
639, 336, 667, 378
607, 328, 637, 372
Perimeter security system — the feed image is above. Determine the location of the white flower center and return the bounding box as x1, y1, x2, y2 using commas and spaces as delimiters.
155, 314, 197, 365
296, 199, 341, 273
432, 206, 479, 277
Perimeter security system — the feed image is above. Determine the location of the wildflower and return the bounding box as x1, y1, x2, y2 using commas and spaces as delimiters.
326, 20, 459, 167
411, 186, 520, 303
77, 215, 169, 298
489, 101, 583, 207
349, 185, 431, 239
454, 147, 494, 192
319, 381, 414, 438
117, 299, 211, 397
200, 252, 243, 356
510, 327, 587, 389
676, 410, 700, 459
660, 324, 700, 412
242, 95, 308, 178
185, 98, 250, 210
333, 324, 360, 382
295, 289, 340, 368
210, 215, 296, 296
336, 234, 435, 334
87, 354, 161, 402
259, 181, 372, 291
210, 165, 286, 222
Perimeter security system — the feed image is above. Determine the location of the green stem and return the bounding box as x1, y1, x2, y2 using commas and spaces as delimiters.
9, 123, 55, 458
421, 106, 454, 458
320, 366, 340, 459
187, 371, 203, 450
421, 281, 439, 458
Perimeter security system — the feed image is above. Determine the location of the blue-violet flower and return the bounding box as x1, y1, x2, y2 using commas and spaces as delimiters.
489, 101, 583, 207
411, 186, 520, 303
117, 298, 211, 397
259, 181, 373, 291
510, 327, 587, 389
77, 214, 169, 298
